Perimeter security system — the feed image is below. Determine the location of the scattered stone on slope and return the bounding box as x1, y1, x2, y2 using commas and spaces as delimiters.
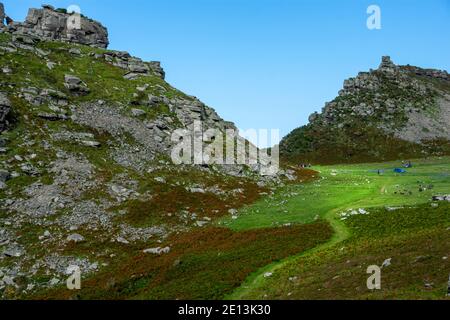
3, 244, 24, 258
143, 247, 170, 255
80, 140, 101, 148
38, 112, 69, 121
98, 50, 165, 79
0, 169, 11, 182
64, 74, 90, 95
68, 47, 81, 55
131, 108, 146, 117
67, 233, 85, 243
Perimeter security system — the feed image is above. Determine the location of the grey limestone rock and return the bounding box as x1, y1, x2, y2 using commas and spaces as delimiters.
9, 5, 108, 48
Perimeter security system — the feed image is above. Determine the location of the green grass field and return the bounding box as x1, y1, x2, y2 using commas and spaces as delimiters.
226, 157, 450, 299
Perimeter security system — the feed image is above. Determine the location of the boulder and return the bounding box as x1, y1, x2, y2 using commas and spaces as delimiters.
38, 112, 68, 121
0, 169, 11, 182
143, 247, 170, 255
131, 108, 146, 117
64, 74, 83, 85
64, 74, 89, 95
116, 237, 129, 245
3, 244, 24, 257
68, 47, 81, 55
67, 233, 85, 243
80, 140, 101, 148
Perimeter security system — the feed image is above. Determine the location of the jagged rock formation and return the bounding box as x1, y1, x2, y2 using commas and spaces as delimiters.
1, 4, 109, 48
100, 50, 165, 80
281, 56, 450, 164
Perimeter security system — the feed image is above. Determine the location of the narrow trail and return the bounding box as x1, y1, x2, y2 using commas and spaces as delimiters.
226, 204, 350, 300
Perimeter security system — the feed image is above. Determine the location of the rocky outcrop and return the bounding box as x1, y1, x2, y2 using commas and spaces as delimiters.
378, 55, 397, 73
405, 65, 449, 82
4, 4, 109, 48
0, 92, 11, 133
64, 74, 90, 95
281, 56, 450, 163
93, 50, 165, 80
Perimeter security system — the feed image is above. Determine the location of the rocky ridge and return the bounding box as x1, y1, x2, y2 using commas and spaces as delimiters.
281, 56, 450, 163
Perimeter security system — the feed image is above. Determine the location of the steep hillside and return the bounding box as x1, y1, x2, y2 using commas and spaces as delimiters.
281, 56, 450, 164
0, 5, 301, 298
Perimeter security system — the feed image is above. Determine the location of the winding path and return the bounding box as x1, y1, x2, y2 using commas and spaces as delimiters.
226, 205, 350, 299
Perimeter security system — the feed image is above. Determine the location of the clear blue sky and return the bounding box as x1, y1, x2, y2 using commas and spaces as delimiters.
3, 0, 450, 146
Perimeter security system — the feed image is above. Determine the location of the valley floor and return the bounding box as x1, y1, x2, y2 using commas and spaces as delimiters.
226, 157, 450, 299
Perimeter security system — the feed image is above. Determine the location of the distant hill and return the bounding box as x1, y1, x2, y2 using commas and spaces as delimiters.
280, 56, 450, 164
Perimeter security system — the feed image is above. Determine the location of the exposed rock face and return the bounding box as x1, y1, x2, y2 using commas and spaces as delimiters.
0, 92, 11, 133
64, 74, 90, 95
378, 55, 397, 73
281, 56, 450, 163
94, 50, 165, 80
6, 5, 109, 48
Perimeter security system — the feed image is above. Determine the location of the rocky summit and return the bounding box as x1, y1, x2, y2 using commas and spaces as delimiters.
281, 56, 450, 164
1, 4, 108, 48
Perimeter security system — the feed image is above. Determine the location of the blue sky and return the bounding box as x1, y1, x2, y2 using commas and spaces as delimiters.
3, 0, 450, 147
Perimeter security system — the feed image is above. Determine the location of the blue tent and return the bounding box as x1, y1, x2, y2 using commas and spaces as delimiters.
394, 168, 407, 174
